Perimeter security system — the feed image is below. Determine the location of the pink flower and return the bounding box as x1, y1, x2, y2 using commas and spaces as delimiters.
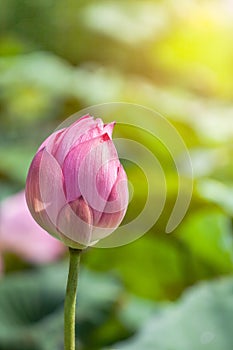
0, 191, 66, 264
25, 115, 128, 249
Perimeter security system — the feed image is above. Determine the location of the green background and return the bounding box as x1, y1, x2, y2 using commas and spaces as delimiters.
0, 0, 233, 349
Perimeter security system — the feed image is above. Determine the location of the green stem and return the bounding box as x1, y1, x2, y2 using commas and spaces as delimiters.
64, 248, 82, 350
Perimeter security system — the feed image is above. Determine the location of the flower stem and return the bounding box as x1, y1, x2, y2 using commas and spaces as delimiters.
64, 247, 82, 350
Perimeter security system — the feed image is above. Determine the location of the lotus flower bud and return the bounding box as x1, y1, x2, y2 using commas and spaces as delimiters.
25, 115, 128, 249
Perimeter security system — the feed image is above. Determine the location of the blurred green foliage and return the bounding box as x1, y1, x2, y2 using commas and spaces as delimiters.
0, 0, 233, 349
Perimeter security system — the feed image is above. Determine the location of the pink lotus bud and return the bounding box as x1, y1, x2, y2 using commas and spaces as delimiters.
25, 115, 128, 249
